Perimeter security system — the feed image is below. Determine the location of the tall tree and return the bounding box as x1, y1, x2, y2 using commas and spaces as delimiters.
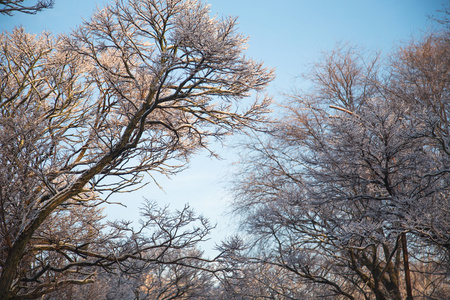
230, 40, 449, 299
0, 0, 274, 298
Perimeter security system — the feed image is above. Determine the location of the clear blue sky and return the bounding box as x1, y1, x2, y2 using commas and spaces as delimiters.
1, 0, 446, 255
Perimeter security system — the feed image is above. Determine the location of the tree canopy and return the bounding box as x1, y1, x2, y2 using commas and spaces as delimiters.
1, 0, 449, 299
228, 34, 449, 299
0, 0, 273, 298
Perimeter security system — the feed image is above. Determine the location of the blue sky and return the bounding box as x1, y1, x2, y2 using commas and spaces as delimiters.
1, 0, 446, 255
1, 0, 444, 94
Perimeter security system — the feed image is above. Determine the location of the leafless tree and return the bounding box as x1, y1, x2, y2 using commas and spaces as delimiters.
217, 256, 314, 299
230, 39, 449, 299
30, 201, 215, 300
0, 0, 54, 15
388, 29, 450, 256
137, 248, 214, 299
0, 0, 274, 297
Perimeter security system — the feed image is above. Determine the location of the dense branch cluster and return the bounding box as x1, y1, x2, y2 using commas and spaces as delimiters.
229, 36, 450, 299
0, 0, 449, 299
0, 0, 273, 298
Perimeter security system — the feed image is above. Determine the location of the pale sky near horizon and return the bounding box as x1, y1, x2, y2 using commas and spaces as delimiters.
1, 0, 447, 256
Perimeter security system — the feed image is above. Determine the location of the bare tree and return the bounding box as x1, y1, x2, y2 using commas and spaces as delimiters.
216, 256, 314, 299
388, 30, 450, 257
230, 40, 449, 299
0, 0, 274, 297
0, 0, 54, 15
33, 201, 216, 300
137, 248, 214, 299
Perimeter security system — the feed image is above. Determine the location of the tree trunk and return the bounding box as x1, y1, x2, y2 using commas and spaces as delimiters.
401, 232, 413, 300
0, 103, 149, 299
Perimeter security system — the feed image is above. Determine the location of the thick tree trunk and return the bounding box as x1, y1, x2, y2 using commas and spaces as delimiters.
0, 181, 88, 299
0, 103, 149, 299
